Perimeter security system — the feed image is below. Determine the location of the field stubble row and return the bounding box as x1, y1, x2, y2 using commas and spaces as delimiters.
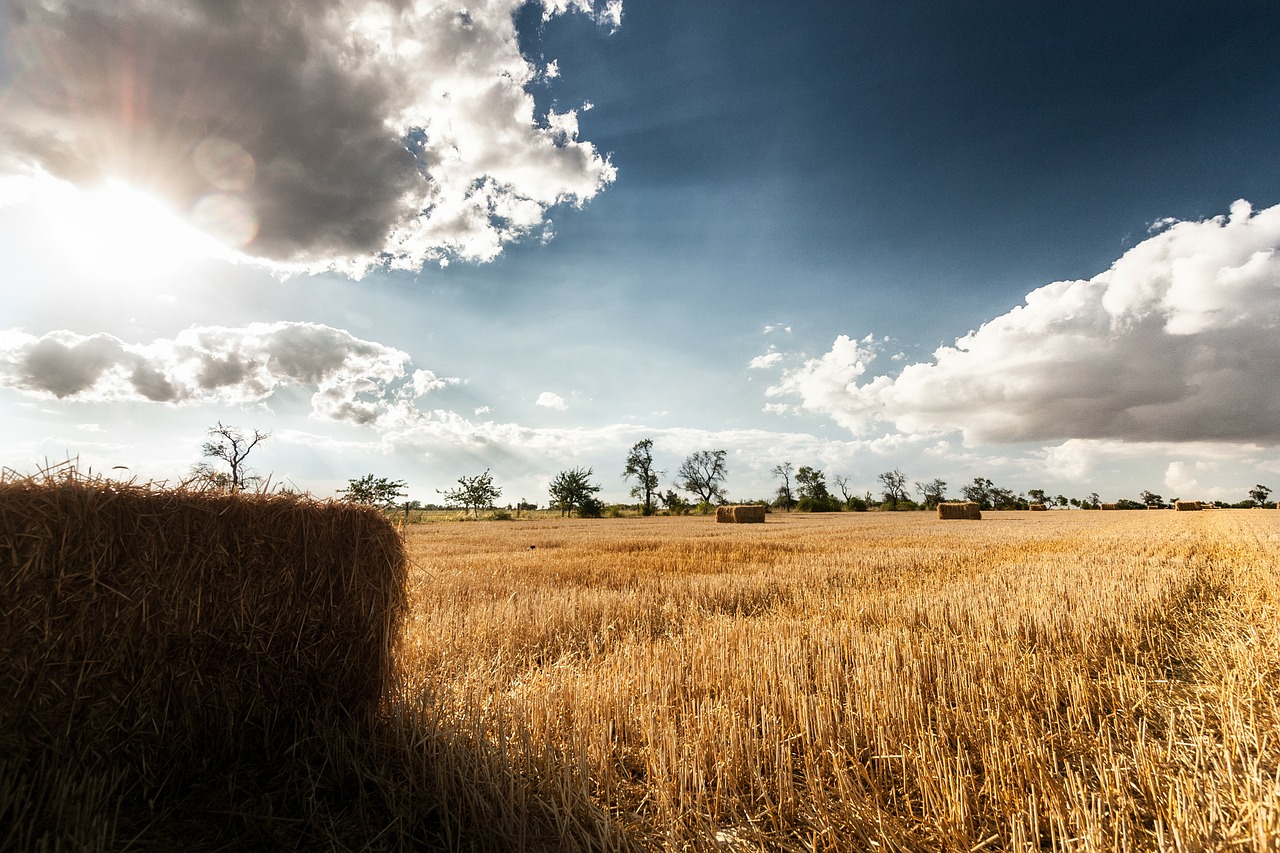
392, 510, 1280, 851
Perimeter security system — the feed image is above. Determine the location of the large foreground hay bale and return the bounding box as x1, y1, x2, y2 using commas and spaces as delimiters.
938, 502, 981, 520
716, 504, 766, 523
0, 477, 407, 777
1175, 501, 1202, 511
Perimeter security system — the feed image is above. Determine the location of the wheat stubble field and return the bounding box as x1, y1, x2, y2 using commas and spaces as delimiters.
391, 509, 1280, 851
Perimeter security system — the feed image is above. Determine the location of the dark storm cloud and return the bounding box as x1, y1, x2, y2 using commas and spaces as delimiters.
16, 334, 130, 398
0, 0, 618, 271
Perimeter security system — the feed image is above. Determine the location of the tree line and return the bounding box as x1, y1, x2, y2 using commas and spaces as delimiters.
187, 424, 1277, 518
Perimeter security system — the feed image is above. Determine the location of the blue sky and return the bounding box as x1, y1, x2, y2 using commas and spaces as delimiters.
2, 0, 1280, 506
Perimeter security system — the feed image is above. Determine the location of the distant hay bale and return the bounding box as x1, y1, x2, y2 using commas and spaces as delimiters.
1029, 503, 1048, 511
716, 504, 765, 523
0, 476, 407, 780
1175, 501, 1202, 511
1101, 503, 1119, 510
938, 502, 981, 520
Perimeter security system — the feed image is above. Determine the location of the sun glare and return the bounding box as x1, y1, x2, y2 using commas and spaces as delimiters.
10, 176, 242, 285
69, 182, 238, 281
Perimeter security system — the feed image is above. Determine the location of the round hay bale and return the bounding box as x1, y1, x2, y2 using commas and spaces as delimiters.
0, 478, 407, 778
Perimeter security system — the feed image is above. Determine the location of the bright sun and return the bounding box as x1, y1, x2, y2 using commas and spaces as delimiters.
67, 181, 236, 281
10, 175, 240, 285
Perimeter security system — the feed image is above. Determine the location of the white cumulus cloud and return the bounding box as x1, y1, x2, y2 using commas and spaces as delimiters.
764, 334, 891, 433
748, 351, 783, 370
769, 201, 1280, 445
0, 322, 463, 425
535, 391, 568, 411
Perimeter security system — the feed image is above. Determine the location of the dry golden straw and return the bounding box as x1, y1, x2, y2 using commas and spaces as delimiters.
392, 509, 1280, 850
716, 504, 765, 523
9, 473, 1280, 850
937, 501, 982, 519
0, 475, 406, 779
1176, 500, 1203, 511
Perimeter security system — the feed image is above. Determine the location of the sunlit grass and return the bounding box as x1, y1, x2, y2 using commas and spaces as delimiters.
392, 510, 1280, 851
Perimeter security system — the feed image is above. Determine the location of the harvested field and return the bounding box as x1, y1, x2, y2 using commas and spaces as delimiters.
7, 499, 1280, 850
394, 510, 1280, 850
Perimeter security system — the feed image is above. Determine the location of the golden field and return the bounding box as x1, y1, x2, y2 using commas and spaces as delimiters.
391, 509, 1280, 851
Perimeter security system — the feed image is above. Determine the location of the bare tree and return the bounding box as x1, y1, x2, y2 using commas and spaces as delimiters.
197, 422, 270, 492
832, 474, 853, 506
877, 468, 908, 509
773, 462, 796, 511
915, 478, 947, 509
676, 450, 728, 504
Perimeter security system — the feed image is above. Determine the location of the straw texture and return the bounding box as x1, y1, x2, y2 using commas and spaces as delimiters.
937, 502, 982, 520
0, 476, 407, 779
715, 505, 766, 523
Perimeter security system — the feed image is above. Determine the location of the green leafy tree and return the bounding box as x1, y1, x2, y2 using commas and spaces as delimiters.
1140, 490, 1166, 509
194, 422, 269, 492
990, 486, 1025, 510
1248, 484, 1272, 505
796, 466, 839, 512
659, 489, 691, 515
340, 474, 407, 507
440, 470, 502, 518
623, 438, 662, 515
1028, 488, 1048, 506
676, 450, 728, 504
549, 467, 602, 517
962, 477, 995, 509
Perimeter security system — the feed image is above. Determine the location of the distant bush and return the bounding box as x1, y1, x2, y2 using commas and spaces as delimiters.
490, 509, 513, 521
578, 496, 605, 518
797, 496, 841, 513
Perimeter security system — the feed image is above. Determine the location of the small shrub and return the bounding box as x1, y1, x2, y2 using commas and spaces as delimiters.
490, 509, 513, 521
797, 496, 841, 513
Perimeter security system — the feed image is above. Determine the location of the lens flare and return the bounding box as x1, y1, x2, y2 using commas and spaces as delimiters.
192, 137, 256, 192
190, 192, 258, 248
